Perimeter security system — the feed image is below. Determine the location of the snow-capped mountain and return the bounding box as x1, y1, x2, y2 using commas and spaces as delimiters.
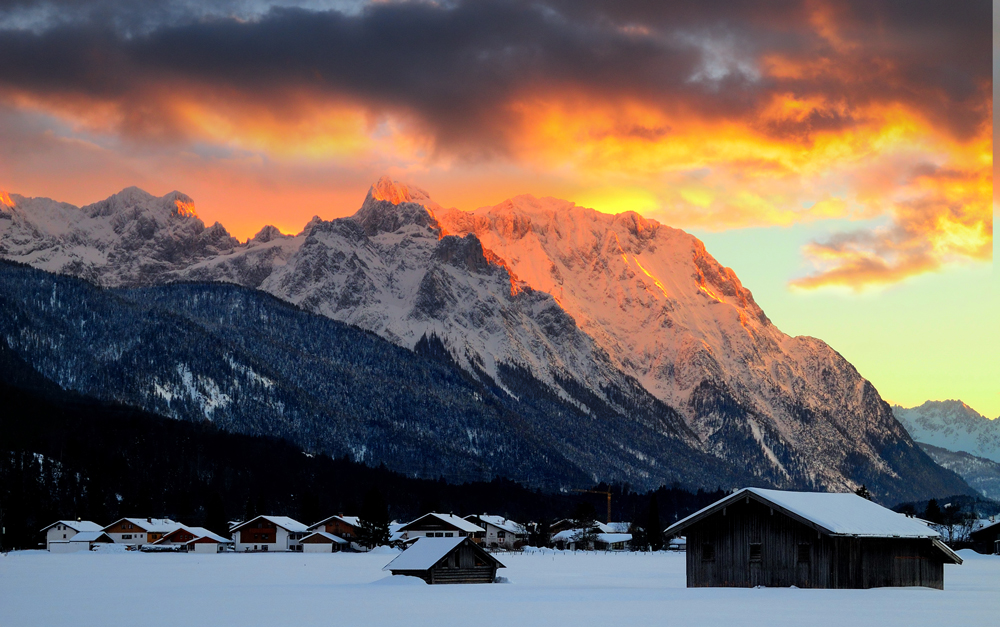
893, 401, 1000, 463
0, 187, 239, 286
436, 197, 911, 492
0, 179, 972, 501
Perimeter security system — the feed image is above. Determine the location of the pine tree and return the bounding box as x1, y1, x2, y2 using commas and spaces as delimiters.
569, 502, 599, 550
854, 485, 873, 501
647, 494, 663, 551
628, 509, 648, 551
357, 487, 391, 550
924, 499, 943, 524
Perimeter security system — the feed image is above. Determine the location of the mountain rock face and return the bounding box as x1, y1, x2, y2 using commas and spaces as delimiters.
916, 443, 1000, 501
893, 401, 1000, 463
0, 179, 974, 502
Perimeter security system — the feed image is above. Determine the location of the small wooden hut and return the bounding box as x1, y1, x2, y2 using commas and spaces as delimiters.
382, 537, 505, 584
664, 487, 962, 590
970, 520, 1000, 554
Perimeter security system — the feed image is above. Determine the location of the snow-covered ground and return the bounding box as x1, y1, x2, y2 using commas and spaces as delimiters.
1, 549, 996, 626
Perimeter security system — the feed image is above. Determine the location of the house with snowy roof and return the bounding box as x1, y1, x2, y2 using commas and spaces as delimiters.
551, 524, 631, 551
300, 531, 349, 553
664, 488, 962, 589
230, 515, 309, 552
463, 514, 526, 549
308, 515, 361, 547
41, 520, 105, 551
397, 513, 484, 542
103, 518, 182, 546
383, 536, 505, 584
151, 526, 232, 553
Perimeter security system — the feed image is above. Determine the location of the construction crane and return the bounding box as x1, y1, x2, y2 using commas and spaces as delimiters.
571, 488, 612, 524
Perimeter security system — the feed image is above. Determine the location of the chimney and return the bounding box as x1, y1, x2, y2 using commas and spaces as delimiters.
147, 517, 152, 523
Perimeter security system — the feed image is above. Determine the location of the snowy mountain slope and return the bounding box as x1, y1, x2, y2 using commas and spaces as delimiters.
0, 261, 745, 490
916, 442, 1000, 501
893, 401, 1000, 463
0, 187, 240, 286
437, 196, 943, 497
0, 180, 973, 502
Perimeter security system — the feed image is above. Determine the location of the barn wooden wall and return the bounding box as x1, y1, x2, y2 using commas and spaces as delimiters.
684, 497, 945, 589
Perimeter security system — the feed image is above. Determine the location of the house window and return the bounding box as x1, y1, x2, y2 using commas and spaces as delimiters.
702, 544, 715, 561
63, 534, 67, 539
262, 545, 268, 552
445, 533, 453, 537
497, 531, 506, 538
749, 543, 762, 563
797, 543, 811, 563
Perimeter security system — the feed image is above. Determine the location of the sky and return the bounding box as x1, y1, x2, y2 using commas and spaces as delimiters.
0, 0, 994, 416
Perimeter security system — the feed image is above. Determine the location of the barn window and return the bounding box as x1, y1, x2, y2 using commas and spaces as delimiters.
702, 544, 715, 561
749, 543, 762, 562
798, 543, 811, 563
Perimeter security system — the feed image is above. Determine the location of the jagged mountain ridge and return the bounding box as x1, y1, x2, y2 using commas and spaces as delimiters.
893, 400, 1000, 463
915, 442, 1000, 501
0, 179, 973, 502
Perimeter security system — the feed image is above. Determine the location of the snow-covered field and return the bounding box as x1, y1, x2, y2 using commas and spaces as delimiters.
1, 549, 997, 626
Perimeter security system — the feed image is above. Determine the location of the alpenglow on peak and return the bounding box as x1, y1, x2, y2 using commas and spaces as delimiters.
367, 175, 434, 206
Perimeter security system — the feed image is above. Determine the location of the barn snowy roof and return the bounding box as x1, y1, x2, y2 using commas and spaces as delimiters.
40, 520, 104, 533
383, 537, 465, 571
399, 513, 484, 533
665, 488, 941, 539
382, 537, 504, 572
230, 515, 309, 533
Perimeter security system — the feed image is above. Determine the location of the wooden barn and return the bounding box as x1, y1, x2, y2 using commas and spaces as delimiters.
382, 537, 505, 584
970, 520, 1000, 554
664, 488, 962, 590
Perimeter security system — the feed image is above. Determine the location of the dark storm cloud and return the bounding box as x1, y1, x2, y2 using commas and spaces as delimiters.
0, 0, 990, 152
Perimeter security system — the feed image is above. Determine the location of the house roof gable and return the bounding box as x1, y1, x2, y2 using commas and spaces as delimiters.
399, 513, 484, 533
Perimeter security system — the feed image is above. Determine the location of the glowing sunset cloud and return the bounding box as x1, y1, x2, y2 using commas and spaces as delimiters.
0, 1, 993, 412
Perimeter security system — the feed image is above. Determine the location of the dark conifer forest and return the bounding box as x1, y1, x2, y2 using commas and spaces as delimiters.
0, 338, 727, 550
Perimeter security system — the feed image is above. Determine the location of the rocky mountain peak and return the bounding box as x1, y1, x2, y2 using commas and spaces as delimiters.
0, 190, 14, 209
251, 225, 287, 244
355, 176, 442, 236
367, 175, 432, 206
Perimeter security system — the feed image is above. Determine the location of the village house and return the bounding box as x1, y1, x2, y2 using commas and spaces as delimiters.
308, 515, 361, 549
41, 520, 105, 551
397, 513, 484, 542
463, 514, 526, 549
664, 487, 962, 589
103, 518, 181, 546
151, 526, 232, 553
300, 531, 349, 553
382, 536, 506, 584
231, 515, 309, 552
551, 521, 631, 551
970, 519, 1000, 554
